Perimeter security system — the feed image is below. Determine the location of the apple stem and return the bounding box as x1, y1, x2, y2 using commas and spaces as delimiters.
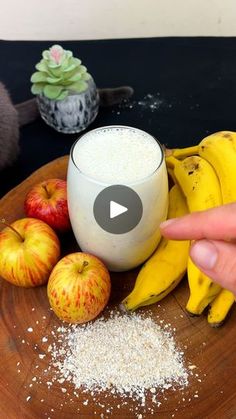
42, 185, 50, 199
78, 260, 89, 273
0, 218, 24, 242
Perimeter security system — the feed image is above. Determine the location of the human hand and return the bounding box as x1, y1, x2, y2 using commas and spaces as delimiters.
160, 202, 236, 296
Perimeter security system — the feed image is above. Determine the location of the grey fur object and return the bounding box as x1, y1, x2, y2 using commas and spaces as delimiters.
0, 83, 19, 171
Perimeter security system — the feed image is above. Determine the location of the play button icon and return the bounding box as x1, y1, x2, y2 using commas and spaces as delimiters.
110, 201, 128, 219
93, 185, 143, 234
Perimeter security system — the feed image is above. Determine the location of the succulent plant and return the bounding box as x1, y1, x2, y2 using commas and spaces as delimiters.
31, 45, 91, 100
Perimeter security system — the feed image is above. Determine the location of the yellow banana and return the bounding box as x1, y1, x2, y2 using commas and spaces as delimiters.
166, 133, 236, 321
186, 257, 221, 315
199, 132, 236, 321
167, 131, 236, 204
198, 131, 236, 204
166, 155, 222, 211
168, 145, 198, 160
207, 289, 235, 327
121, 184, 189, 312
166, 155, 222, 315
167, 167, 177, 185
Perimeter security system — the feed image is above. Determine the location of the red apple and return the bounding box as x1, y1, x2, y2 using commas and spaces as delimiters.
0, 218, 60, 287
24, 178, 71, 233
47, 252, 111, 324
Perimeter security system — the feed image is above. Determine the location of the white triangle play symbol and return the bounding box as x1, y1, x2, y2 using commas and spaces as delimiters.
110, 201, 128, 219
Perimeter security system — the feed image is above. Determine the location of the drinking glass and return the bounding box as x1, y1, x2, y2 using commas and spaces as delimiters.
67, 125, 169, 271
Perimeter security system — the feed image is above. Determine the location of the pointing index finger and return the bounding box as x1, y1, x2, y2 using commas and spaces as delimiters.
160, 202, 236, 242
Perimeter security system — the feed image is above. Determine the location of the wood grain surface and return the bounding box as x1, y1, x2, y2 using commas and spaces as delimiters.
0, 155, 236, 419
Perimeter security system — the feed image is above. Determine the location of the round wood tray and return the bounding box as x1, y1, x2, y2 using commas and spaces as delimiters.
0, 155, 235, 419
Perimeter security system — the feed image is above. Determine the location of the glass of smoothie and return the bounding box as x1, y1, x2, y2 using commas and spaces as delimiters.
67, 125, 169, 271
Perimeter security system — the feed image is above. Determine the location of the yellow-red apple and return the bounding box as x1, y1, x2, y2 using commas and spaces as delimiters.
24, 178, 71, 232
47, 252, 111, 324
0, 218, 60, 287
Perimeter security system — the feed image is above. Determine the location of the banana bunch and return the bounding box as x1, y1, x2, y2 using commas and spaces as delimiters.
166, 154, 223, 316
122, 131, 236, 327
121, 184, 189, 312
171, 131, 236, 204
167, 130, 236, 324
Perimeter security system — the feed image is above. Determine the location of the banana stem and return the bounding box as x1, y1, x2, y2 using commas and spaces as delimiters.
164, 147, 173, 157
165, 155, 181, 170
171, 145, 199, 160
167, 167, 177, 184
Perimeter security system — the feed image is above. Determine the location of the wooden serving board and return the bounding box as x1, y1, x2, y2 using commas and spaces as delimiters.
0, 155, 236, 419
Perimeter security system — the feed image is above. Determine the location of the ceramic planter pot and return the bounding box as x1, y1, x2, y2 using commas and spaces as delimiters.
36, 78, 99, 134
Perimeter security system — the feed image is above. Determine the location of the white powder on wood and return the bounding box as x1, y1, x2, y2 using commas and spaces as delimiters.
49, 312, 188, 403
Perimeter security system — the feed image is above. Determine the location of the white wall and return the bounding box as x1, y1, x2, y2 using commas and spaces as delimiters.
1, 0, 235, 40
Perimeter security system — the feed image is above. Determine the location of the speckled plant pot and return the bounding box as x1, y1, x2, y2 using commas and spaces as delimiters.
36, 78, 99, 134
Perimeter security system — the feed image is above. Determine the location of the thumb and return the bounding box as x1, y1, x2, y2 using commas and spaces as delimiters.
190, 239, 236, 296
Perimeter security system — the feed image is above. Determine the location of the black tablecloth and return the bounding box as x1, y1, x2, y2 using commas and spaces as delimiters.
1, 37, 236, 197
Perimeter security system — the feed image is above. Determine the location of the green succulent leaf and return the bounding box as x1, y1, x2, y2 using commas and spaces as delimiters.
69, 80, 88, 93
56, 90, 69, 100
31, 83, 45, 95
43, 84, 63, 100
65, 50, 72, 59
66, 73, 82, 83
42, 50, 50, 60
46, 76, 62, 84
79, 65, 87, 74
48, 60, 61, 69
63, 63, 78, 73
31, 45, 91, 97
60, 58, 70, 70
62, 67, 79, 80
48, 67, 63, 78
60, 79, 74, 86
83, 72, 91, 81
35, 61, 48, 72
31, 71, 48, 83
72, 57, 82, 66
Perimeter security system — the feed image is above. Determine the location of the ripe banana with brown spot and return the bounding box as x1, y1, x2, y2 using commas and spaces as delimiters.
166, 155, 223, 315
167, 131, 236, 204
187, 257, 221, 315
121, 184, 189, 312
198, 131, 236, 204
207, 289, 235, 327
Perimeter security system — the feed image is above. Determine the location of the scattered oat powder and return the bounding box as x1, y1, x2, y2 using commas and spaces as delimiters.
49, 312, 188, 405
116, 93, 165, 113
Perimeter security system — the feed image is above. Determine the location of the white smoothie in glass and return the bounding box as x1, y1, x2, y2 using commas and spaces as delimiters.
67, 125, 169, 271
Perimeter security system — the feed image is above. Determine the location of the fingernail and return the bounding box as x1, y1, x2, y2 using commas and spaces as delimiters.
160, 218, 178, 229
190, 240, 218, 270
